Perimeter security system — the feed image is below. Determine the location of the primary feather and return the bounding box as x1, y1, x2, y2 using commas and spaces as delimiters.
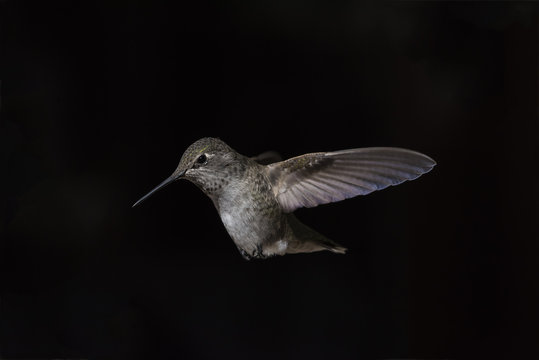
265, 147, 436, 213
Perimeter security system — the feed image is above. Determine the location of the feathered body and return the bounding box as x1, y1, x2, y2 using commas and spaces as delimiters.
133, 138, 436, 260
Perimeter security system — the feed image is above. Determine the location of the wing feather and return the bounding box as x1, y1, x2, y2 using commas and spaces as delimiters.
265, 147, 436, 213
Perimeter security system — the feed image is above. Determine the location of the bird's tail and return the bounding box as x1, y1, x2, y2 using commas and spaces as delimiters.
285, 214, 347, 255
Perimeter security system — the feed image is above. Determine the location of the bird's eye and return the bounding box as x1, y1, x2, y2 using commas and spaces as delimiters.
196, 154, 207, 164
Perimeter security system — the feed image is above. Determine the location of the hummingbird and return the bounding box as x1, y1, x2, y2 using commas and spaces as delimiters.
133, 138, 435, 260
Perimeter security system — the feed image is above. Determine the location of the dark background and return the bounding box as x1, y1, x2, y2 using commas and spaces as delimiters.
1, 1, 538, 359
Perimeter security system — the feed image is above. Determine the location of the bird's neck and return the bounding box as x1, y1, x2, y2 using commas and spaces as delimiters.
199, 157, 256, 204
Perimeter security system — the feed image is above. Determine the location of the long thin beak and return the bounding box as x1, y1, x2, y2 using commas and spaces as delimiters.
132, 170, 185, 208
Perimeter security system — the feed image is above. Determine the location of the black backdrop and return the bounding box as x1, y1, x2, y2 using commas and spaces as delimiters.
1, 2, 538, 359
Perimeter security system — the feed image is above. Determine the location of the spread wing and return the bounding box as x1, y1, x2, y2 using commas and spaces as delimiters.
265, 147, 436, 213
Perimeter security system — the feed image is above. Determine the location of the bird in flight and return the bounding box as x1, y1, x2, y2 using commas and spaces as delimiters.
133, 138, 435, 260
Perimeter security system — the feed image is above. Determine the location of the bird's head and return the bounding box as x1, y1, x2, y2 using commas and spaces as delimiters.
132, 137, 239, 207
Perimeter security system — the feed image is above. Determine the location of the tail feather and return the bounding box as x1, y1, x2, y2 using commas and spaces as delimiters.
285, 214, 347, 255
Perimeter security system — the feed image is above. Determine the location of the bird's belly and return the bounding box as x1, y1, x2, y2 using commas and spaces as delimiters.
218, 203, 286, 257
219, 210, 256, 245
